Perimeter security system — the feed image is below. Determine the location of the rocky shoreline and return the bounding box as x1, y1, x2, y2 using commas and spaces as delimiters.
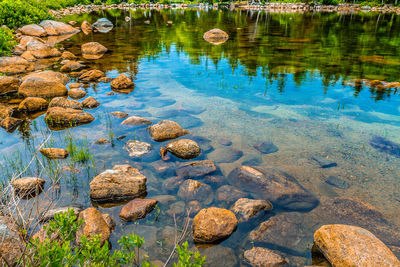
51, 2, 400, 18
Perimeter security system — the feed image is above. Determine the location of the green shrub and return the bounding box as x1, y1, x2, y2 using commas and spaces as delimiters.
321, 0, 339, 5
0, 28, 16, 56
21, 209, 205, 266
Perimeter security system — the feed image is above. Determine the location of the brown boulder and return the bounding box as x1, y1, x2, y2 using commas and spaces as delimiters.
192, 207, 237, 243
0, 216, 23, 265
26, 40, 61, 59
79, 69, 105, 82
21, 51, 36, 62
76, 208, 111, 245
119, 198, 158, 222
81, 21, 93, 34
81, 42, 107, 60
61, 51, 77, 60
39, 20, 80, 36
177, 179, 213, 205
18, 97, 48, 112
89, 165, 147, 202
147, 120, 189, 142
314, 224, 400, 267
243, 247, 287, 267
60, 60, 85, 72
121, 116, 152, 126
22, 70, 69, 85
203, 29, 229, 45
82, 97, 100, 109
232, 198, 273, 222
176, 160, 216, 178
40, 148, 69, 159
165, 139, 201, 160
45, 107, 94, 128
0, 76, 20, 95
110, 74, 134, 89
0, 117, 23, 133
18, 24, 46, 37
12, 177, 45, 198
0, 56, 33, 74
0, 103, 14, 119
19, 77, 67, 98
49, 97, 83, 110
68, 88, 86, 99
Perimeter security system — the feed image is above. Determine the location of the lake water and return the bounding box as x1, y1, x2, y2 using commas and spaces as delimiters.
1, 8, 400, 266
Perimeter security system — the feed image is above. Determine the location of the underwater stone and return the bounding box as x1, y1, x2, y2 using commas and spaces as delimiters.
254, 141, 279, 154
123, 140, 152, 157
370, 136, 400, 158
312, 156, 337, 168
325, 176, 350, 189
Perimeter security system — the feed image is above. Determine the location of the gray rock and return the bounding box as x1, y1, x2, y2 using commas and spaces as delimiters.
92, 18, 113, 33
232, 198, 273, 222
312, 156, 337, 168
41, 206, 82, 221
176, 160, 216, 178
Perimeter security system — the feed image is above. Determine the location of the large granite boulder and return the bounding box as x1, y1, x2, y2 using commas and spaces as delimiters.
228, 166, 319, 210
39, 20, 80, 36
89, 165, 147, 202
192, 207, 237, 243
314, 224, 400, 266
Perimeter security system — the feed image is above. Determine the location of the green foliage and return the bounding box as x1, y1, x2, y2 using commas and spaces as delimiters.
321, 0, 339, 5
0, 28, 16, 56
105, 0, 123, 5
22, 209, 205, 267
174, 242, 206, 267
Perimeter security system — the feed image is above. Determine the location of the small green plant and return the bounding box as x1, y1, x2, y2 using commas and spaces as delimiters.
0, 27, 16, 56
174, 242, 206, 267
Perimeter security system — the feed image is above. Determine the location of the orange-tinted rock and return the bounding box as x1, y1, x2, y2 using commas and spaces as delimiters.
110, 111, 128, 118
79, 69, 105, 82
68, 88, 86, 99
244, 247, 287, 267
82, 97, 100, 109
232, 198, 273, 222
18, 97, 48, 112
49, 97, 83, 110
203, 28, 229, 45
76, 208, 111, 245
178, 179, 213, 204
165, 139, 201, 160
45, 107, 94, 127
147, 120, 189, 142
81, 42, 107, 59
121, 116, 152, 126
0, 117, 23, 132
110, 74, 134, 89
120, 198, 158, 222
40, 148, 69, 159
192, 207, 237, 243
61, 51, 77, 60
12, 177, 45, 198
39, 20, 80, 36
0, 76, 20, 95
18, 24, 46, 37
0, 56, 33, 75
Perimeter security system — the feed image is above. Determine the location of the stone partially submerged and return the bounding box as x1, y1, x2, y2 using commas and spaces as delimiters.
45, 107, 94, 129
203, 28, 229, 45
39, 20, 80, 36
92, 18, 113, 33
228, 166, 319, 210
147, 120, 190, 142
165, 139, 201, 159
0, 56, 33, 75
81, 42, 108, 59
18, 24, 47, 37
12, 177, 45, 198
119, 198, 158, 222
89, 165, 147, 203
123, 140, 152, 157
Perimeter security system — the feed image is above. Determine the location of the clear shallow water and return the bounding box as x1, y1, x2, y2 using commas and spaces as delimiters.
1, 9, 400, 266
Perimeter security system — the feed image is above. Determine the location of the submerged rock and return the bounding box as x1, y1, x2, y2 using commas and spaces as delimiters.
12, 177, 45, 198
111, 74, 134, 89
254, 141, 279, 154
81, 42, 108, 59
312, 156, 337, 168
123, 140, 152, 157
216, 185, 247, 204
178, 179, 213, 205
121, 116, 152, 126
89, 165, 147, 202
325, 175, 350, 189
147, 120, 189, 142
119, 198, 158, 222
165, 139, 201, 159
40, 148, 69, 159
314, 224, 400, 266
18, 97, 48, 112
203, 28, 229, 45
370, 136, 400, 158
197, 246, 238, 267
228, 166, 319, 210
208, 147, 243, 163
192, 207, 237, 243
231, 198, 273, 222
76, 208, 111, 245
111, 111, 128, 119
244, 247, 287, 267
39, 20, 79, 36
60, 60, 85, 72
82, 96, 100, 109
0, 117, 23, 133
41, 207, 82, 222
0, 76, 20, 95
176, 160, 216, 178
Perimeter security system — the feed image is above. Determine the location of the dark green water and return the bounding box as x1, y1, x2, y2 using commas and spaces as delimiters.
1, 9, 400, 266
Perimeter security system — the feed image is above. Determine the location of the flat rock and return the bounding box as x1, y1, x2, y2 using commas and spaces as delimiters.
314, 224, 400, 267
26, 40, 61, 59
228, 166, 319, 210
176, 160, 216, 178
216, 185, 247, 204
232, 198, 273, 222
82, 96, 100, 109
89, 165, 147, 202
121, 116, 152, 126
39, 20, 80, 36
40, 148, 69, 159
177, 179, 213, 205
18, 24, 47, 37
18, 97, 48, 112
244, 247, 287, 267
76, 208, 111, 245
49, 97, 82, 110
12, 177, 45, 198
19, 77, 67, 98
110, 74, 134, 89
123, 140, 152, 157
111, 111, 128, 118
325, 175, 350, 189
119, 198, 158, 222
147, 120, 189, 142
165, 139, 201, 159
68, 88, 86, 99
254, 141, 279, 154
45, 107, 94, 128
0, 56, 33, 74
0, 76, 20, 95
22, 70, 69, 85
192, 207, 237, 243
370, 136, 400, 158
60, 60, 85, 72
312, 156, 337, 168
